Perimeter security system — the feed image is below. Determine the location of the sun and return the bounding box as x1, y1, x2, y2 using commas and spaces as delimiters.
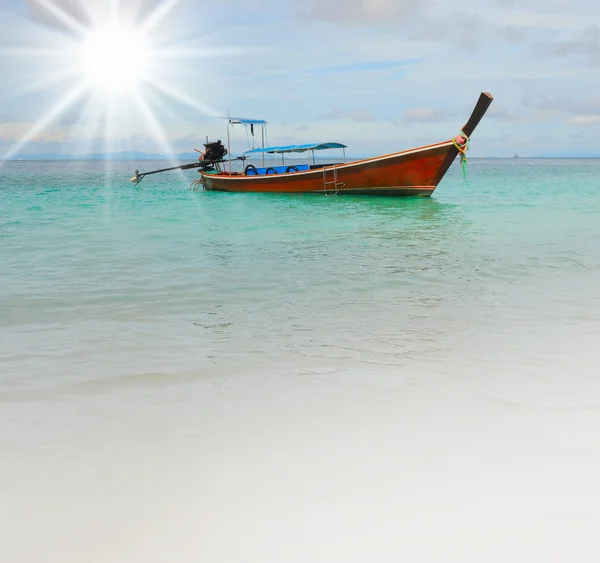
0, 0, 228, 163
81, 25, 150, 93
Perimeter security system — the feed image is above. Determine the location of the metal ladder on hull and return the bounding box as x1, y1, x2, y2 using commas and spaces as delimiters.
322, 166, 345, 196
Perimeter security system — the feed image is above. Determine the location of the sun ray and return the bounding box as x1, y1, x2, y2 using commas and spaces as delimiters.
3, 0, 241, 169
72, 0, 104, 30
102, 94, 116, 179
132, 90, 189, 183
0, 47, 71, 57
146, 78, 217, 117
138, 0, 181, 36
1, 81, 90, 162
153, 46, 251, 60
133, 91, 177, 161
61, 91, 105, 157
31, 0, 88, 37
19, 67, 81, 96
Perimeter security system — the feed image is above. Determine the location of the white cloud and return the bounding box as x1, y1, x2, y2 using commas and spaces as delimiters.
295, 0, 425, 26
544, 25, 600, 64
403, 108, 452, 123
318, 109, 378, 122
565, 115, 600, 125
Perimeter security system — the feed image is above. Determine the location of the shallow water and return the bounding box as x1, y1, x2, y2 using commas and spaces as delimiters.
2, 158, 600, 562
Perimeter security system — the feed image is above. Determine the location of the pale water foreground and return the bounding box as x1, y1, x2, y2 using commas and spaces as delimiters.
1, 158, 600, 562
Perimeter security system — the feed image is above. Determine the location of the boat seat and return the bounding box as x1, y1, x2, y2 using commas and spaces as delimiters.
245, 164, 310, 175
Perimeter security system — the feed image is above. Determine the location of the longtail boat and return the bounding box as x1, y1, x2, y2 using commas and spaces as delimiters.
132, 92, 493, 197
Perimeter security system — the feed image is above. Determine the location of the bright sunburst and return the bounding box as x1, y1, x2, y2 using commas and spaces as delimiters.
81, 24, 150, 92
0, 0, 224, 164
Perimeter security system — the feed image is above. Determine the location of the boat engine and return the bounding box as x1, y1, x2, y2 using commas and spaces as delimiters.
202, 140, 227, 164
130, 139, 230, 186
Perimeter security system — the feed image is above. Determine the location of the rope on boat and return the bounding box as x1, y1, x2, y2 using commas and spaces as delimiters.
190, 176, 204, 191
452, 130, 470, 178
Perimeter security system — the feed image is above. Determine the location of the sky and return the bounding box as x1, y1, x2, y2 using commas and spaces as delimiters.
1, 0, 600, 158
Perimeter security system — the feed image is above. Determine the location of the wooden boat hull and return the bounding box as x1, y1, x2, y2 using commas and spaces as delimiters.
202, 141, 453, 196
201, 92, 493, 197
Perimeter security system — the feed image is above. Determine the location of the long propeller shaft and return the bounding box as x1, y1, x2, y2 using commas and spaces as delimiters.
130, 161, 206, 185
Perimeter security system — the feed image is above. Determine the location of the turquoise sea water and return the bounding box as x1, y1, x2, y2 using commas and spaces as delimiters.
2, 158, 600, 382
2, 158, 600, 561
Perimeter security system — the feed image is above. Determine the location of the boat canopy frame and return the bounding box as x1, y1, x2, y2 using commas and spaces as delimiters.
221, 117, 347, 171
220, 116, 270, 170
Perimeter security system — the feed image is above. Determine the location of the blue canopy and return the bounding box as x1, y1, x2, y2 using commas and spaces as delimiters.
244, 142, 347, 155
221, 117, 267, 125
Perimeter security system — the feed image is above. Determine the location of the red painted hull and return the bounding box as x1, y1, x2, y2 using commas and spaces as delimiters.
201, 92, 493, 197
202, 141, 455, 196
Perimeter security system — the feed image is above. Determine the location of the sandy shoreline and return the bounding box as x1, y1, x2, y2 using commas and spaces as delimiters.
2, 358, 600, 562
